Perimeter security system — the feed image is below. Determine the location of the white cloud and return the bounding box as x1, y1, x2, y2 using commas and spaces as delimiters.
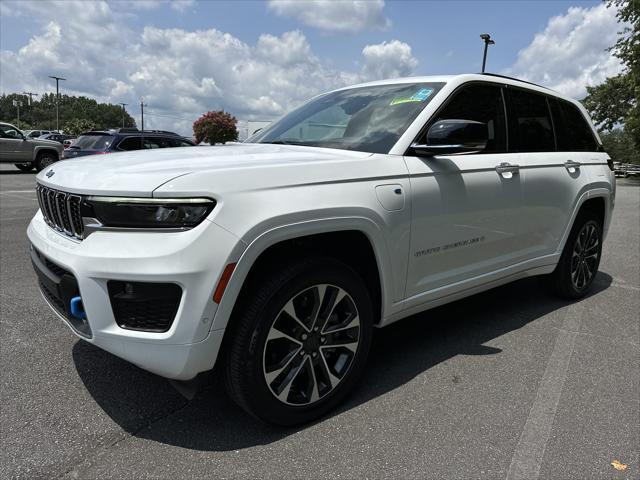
0, 1, 417, 136
360, 40, 418, 81
268, 0, 390, 32
506, 3, 624, 99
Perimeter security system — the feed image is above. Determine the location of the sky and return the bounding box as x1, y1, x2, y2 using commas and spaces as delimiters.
0, 0, 624, 136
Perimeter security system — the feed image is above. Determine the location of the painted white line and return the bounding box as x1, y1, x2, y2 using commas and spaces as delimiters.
0, 190, 36, 194
506, 301, 584, 480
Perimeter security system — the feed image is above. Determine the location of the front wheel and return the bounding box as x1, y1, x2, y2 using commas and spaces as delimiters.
34, 152, 57, 172
548, 212, 603, 299
223, 257, 373, 425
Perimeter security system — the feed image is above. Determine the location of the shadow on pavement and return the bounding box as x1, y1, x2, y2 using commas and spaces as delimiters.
0, 169, 36, 175
73, 271, 612, 451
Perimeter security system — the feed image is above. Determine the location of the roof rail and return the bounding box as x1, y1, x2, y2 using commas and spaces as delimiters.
478, 73, 549, 90
116, 127, 140, 133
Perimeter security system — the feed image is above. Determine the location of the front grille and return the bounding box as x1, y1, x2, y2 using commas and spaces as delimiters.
36, 184, 83, 239
107, 281, 182, 332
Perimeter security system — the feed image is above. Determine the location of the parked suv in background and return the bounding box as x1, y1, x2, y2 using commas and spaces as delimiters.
23, 129, 54, 139
0, 122, 63, 172
29, 74, 614, 425
63, 128, 195, 159
40, 133, 76, 145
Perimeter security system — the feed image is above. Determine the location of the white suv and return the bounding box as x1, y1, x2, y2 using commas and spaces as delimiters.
28, 74, 614, 425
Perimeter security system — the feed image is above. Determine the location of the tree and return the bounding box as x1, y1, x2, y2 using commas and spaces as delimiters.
193, 110, 238, 144
599, 129, 640, 164
583, 0, 639, 153
64, 118, 96, 135
0, 92, 136, 131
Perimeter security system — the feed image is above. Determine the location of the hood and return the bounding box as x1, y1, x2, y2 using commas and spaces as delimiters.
35, 143, 373, 196
31, 138, 62, 148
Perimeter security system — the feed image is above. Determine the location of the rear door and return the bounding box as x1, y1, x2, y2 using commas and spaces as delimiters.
507, 88, 598, 258
404, 82, 530, 298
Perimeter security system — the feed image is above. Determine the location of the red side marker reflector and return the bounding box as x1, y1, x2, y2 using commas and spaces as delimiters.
213, 263, 236, 303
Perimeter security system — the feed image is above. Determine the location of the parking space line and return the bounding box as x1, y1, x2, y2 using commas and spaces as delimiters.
506, 301, 585, 480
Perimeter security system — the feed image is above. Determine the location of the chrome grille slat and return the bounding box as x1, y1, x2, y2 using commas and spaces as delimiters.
36, 184, 84, 239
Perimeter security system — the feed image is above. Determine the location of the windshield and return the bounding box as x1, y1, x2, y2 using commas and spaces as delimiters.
71, 135, 115, 150
249, 82, 444, 154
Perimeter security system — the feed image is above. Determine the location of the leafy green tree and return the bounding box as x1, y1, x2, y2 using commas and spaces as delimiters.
193, 110, 238, 144
64, 118, 96, 135
599, 129, 640, 163
583, 0, 639, 155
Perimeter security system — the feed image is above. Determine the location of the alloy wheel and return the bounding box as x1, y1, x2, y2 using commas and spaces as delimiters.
571, 222, 599, 291
262, 284, 360, 406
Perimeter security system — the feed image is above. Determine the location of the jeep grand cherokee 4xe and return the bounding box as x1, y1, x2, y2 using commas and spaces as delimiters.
28, 74, 615, 425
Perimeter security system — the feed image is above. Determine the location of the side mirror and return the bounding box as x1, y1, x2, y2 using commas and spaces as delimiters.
411, 119, 488, 156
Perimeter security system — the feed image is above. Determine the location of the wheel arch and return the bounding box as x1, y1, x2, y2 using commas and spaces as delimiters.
210, 217, 392, 334
33, 146, 60, 161
557, 188, 611, 255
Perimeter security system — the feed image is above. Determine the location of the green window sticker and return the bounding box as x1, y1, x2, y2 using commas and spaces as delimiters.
389, 87, 434, 106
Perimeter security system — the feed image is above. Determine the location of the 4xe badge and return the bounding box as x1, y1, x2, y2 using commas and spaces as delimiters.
45, 170, 55, 178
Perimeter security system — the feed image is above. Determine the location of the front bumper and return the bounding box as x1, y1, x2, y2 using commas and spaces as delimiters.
27, 211, 243, 380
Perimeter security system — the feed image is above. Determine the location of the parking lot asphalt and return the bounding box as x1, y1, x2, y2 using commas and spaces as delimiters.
1, 163, 638, 480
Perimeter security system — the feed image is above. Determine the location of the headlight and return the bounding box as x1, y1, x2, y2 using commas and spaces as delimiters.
82, 197, 215, 229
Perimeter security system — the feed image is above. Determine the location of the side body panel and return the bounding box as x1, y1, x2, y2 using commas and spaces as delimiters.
403, 153, 530, 297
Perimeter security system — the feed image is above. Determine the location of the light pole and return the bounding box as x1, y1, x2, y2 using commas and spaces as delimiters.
480, 34, 495, 73
23, 91, 39, 126
48, 75, 66, 131
118, 103, 128, 128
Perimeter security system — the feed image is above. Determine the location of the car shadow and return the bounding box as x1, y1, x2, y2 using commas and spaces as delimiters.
72, 271, 612, 451
0, 169, 35, 175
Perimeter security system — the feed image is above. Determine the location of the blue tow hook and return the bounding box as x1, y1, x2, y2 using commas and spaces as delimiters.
70, 296, 87, 320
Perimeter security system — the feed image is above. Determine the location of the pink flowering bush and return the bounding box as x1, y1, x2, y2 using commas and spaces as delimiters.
193, 110, 238, 144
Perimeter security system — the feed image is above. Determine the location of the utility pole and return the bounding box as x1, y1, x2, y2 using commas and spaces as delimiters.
139, 98, 147, 132
480, 34, 495, 73
48, 75, 66, 131
118, 103, 128, 128
12, 99, 23, 129
23, 91, 39, 127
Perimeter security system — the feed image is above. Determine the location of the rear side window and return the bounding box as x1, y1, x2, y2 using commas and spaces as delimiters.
550, 99, 599, 151
429, 83, 507, 152
117, 137, 143, 151
69, 135, 114, 150
509, 89, 554, 152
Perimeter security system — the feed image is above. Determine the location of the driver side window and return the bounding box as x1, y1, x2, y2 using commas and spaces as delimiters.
0, 126, 22, 139
426, 84, 507, 153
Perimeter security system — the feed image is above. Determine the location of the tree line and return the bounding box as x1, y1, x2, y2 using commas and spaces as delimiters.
0, 92, 136, 133
583, 0, 638, 164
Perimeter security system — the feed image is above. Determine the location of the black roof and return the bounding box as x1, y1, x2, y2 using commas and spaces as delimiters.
80, 128, 182, 137
478, 73, 549, 90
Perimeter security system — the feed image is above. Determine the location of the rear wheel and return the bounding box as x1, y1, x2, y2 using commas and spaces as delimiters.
549, 211, 603, 299
14, 163, 34, 172
223, 257, 373, 426
34, 152, 57, 172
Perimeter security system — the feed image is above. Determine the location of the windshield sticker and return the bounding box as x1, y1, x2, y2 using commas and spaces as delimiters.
389, 88, 434, 106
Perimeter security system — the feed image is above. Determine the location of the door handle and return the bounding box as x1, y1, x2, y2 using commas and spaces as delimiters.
495, 162, 520, 178
564, 160, 581, 173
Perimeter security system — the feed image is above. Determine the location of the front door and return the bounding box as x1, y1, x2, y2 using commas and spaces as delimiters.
404, 82, 530, 298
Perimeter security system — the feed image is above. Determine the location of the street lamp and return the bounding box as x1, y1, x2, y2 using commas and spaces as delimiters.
48, 75, 66, 131
480, 34, 495, 73
118, 103, 128, 128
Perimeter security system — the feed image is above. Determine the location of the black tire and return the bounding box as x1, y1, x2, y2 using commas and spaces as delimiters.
223, 257, 373, 426
34, 152, 57, 172
548, 210, 603, 299
14, 163, 34, 172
